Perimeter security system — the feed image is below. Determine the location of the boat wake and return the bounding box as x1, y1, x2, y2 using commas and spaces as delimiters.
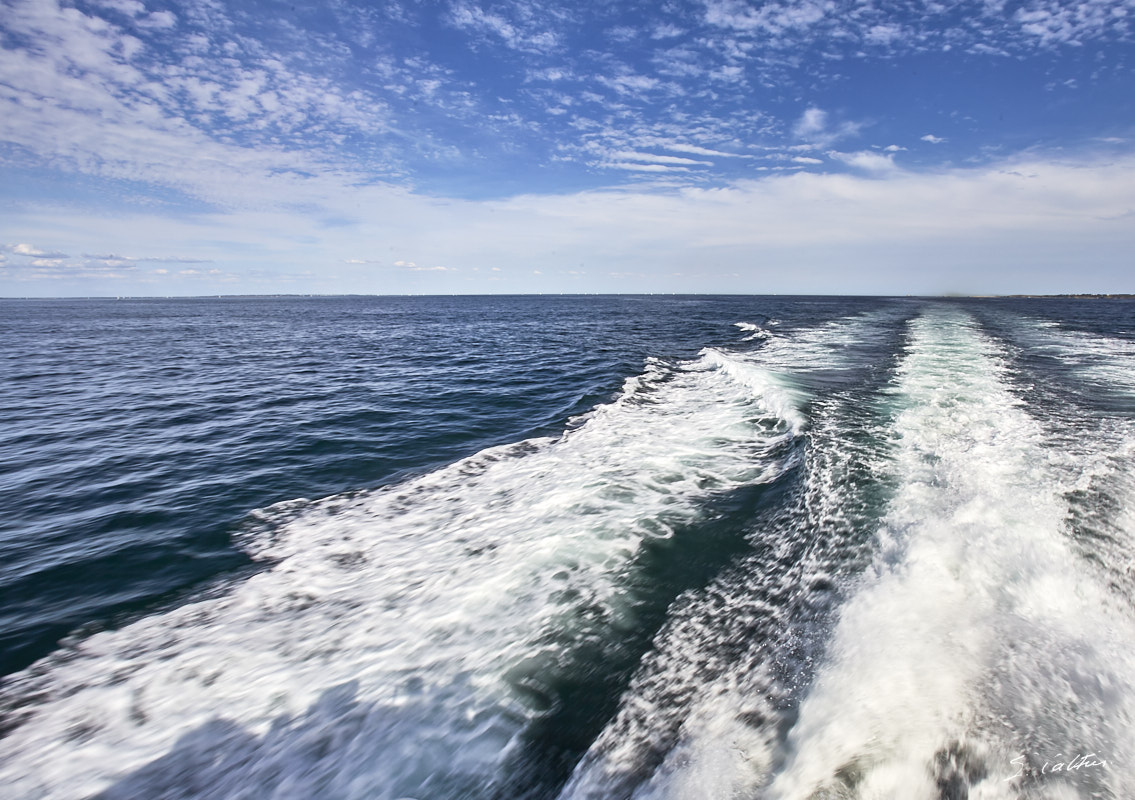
2, 305, 1132, 800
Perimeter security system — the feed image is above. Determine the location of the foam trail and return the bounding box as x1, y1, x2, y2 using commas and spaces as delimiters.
560, 308, 907, 800
1020, 318, 1135, 398
991, 312, 1135, 643
566, 306, 1135, 800
765, 308, 1135, 798
1062, 429, 1135, 610
0, 344, 801, 799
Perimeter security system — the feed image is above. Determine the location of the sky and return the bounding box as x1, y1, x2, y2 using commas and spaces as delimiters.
1, 0, 1133, 296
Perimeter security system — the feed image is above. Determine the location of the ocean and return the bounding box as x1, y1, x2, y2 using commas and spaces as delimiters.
1, 295, 1132, 799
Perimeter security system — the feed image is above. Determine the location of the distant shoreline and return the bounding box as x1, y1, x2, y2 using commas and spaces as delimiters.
1000, 294, 1135, 299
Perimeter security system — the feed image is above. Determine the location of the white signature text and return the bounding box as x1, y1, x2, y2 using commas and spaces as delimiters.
1006, 752, 1108, 781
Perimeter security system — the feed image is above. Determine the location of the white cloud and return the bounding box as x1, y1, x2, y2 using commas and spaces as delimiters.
864, 23, 906, 46
606, 162, 691, 172
7, 243, 69, 258
967, 42, 1011, 56
829, 150, 898, 172
79, 252, 211, 264
610, 151, 712, 166
793, 107, 862, 146
449, 4, 559, 53
701, 0, 1132, 57
639, 141, 752, 158
710, 64, 745, 82
89, 0, 145, 17
793, 156, 824, 164
527, 67, 571, 82
652, 23, 685, 39
652, 44, 708, 79
883, 144, 908, 152
607, 26, 638, 42
794, 107, 828, 138
1015, 6, 1080, 46
922, 134, 947, 144
138, 10, 176, 29
0, 0, 397, 211
704, 0, 832, 35
450, 152, 1135, 294
597, 73, 661, 95
9, 150, 1134, 295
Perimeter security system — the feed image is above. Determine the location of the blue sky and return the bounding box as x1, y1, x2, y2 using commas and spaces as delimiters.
1, 0, 1133, 296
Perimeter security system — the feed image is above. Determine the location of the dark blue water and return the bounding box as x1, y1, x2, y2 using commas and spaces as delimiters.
1, 295, 1133, 799
0, 295, 886, 678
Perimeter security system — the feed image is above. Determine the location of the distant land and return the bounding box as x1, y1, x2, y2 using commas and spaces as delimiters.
1003, 294, 1135, 300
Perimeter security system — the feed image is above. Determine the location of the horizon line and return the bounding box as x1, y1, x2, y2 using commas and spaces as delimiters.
3, 292, 1134, 301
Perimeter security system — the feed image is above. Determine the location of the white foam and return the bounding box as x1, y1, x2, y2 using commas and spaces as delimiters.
734, 321, 772, 341
999, 314, 1135, 604
559, 309, 907, 800
0, 346, 803, 799
765, 309, 1135, 798
1024, 318, 1135, 397
566, 307, 1135, 800
700, 348, 804, 433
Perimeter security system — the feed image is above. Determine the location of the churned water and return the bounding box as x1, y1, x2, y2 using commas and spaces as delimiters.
1, 295, 1132, 799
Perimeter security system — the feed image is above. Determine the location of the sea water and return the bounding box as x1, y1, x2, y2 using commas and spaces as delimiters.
1, 295, 1132, 799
